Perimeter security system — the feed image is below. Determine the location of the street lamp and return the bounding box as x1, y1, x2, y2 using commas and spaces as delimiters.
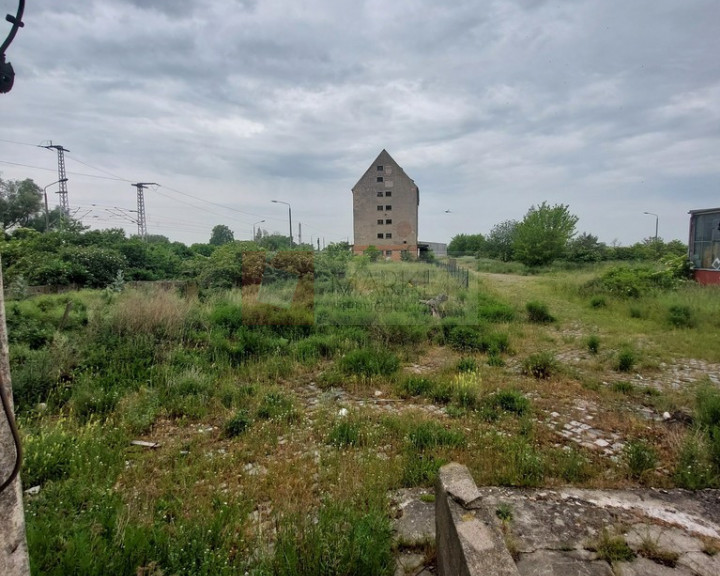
643, 212, 659, 242
271, 200, 293, 246
252, 219, 265, 241
42, 178, 68, 232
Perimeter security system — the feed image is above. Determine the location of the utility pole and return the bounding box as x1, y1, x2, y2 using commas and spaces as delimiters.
40, 142, 71, 219
298, 222, 302, 245
0, 257, 30, 576
131, 183, 157, 239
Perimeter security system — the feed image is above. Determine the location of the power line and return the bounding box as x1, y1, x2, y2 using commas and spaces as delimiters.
0, 159, 128, 181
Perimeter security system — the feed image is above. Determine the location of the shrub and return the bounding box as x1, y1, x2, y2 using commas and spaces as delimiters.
448, 325, 484, 352
477, 299, 515, 322
401, 453, 445, 487
587, 530, 636, 563
674, 432, 715, 490
492, 390, 530, 416
629, 306, 645, 319
522, 351, 557, 379
451, 370, 483, 409
339, 348, 400, 378
624, 440, 657, 479
224, 410, 252, 437
587, 335, 600, 354
589, 296, 607, 309
667, 305, 696, 328
615, 348, 636, 372
487, 353, 506, 367
525, 301, 555, 323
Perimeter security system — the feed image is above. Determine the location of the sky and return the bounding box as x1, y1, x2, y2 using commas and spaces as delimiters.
1, 0, 718, 247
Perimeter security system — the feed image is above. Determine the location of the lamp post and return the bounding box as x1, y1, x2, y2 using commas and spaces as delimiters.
252, 219, 265, 241
643, 212, 659, 243
42, 178, 68, 232
271, 200, 293, 247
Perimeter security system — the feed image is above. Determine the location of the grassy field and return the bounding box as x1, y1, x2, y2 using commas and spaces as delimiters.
10, 257, 720, 575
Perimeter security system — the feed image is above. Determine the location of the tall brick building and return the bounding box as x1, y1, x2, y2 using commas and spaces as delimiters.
352, 149, 419, 260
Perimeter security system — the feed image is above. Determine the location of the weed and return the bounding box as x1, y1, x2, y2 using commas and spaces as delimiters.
257, 391, 296, 422
487, 352, 506, 367
428, 380, 453, 404
398, 376, 434, 398
624, 440, 657, 479
448, 325, 484, 352
483, 390, 531, 420
329, 419, 361, 447
587, 529, 635, 563
450, 370, 483, 410
638, 537, 679, 567
522, 351, 557, 379
612, 381, 634, 394
401, 453, 445, 487
495, 503, 513, 522
457, 357, 478, 372
615, 347, 636, 372
419, 493, 435, 503
552, 449, 593, 483
629, 306, 645, 319
224, 410, 252, 438
587, 335, 600, 354
526, 301, 555, 323
339, 348, 400, 378
408, 421, 465, 450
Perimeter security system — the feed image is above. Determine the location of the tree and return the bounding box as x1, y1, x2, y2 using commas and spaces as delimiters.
0, 178, 43, 230
566, 233, 607, 263
484, 220, 518, 261
513, 203, 578, 267
209, 224, 234, 246
448, 233, 485, 257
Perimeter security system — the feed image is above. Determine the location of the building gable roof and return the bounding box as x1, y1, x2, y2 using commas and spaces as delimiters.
351, 149, 415, 192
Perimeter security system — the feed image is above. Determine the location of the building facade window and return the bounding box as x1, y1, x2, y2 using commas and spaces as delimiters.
377, 233, 383, 239
385, 191, 392, 197
386, 233, 392, 239
385, 219, 392, 224
376, 191, 383, 197
377, 176, 383, 182
377, 205, 383, 211
385, 205, 392, 210
377, 219, 383, 225
385, 250, 393, 256
377, 165, 383, 171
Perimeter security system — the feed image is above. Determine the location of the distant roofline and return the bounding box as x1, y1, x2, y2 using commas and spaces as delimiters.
688, 207, 720, 215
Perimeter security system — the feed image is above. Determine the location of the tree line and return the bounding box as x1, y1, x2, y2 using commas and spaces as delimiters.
447, 202, 687, 266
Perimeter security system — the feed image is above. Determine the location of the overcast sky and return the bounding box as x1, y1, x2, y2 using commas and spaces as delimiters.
1, 0, 718, 246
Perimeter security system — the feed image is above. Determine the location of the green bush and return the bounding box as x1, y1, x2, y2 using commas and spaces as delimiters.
589, 296, 607, 309
491, 390, 530, 416
339, 348, 400, 378
522, 351, 557, 379
667, 305, 696, 328
224, 410, 252, 437
401, 452, 445, 487
612, 381, 634, 394
674, 433, 715, 489
587, 335, 600, 354
448, 325, 484, 352
615, 348, 636, 372
525, 301, 555, 323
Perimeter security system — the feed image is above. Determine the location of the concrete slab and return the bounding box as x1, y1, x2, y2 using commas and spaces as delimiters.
438, 463, 481, 506
677, 551, 720, 576
395, 552, 425, 576
515, 551, 613, 576
394, 498, 436, 546
615, 557, 695, 576
625, 524, 705, 553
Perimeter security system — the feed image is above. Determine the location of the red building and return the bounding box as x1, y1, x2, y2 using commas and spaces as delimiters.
688, 208, 720, 285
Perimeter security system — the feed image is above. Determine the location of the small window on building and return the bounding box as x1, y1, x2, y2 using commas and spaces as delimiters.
385, 191, 392, 197
376, 191, 383, 197
377, 233, 383, 239
377, 176, 383, 183
386, 233, 392, 239
385, 205, 392, 211
377, 205, 383, 211
377, 219, 383, 225
385, 219, 392, 224
385, 250, 393, 256
377, 165, 383, 171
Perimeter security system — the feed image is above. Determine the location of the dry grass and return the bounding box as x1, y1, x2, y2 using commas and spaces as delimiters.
106, 288, 193, 338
